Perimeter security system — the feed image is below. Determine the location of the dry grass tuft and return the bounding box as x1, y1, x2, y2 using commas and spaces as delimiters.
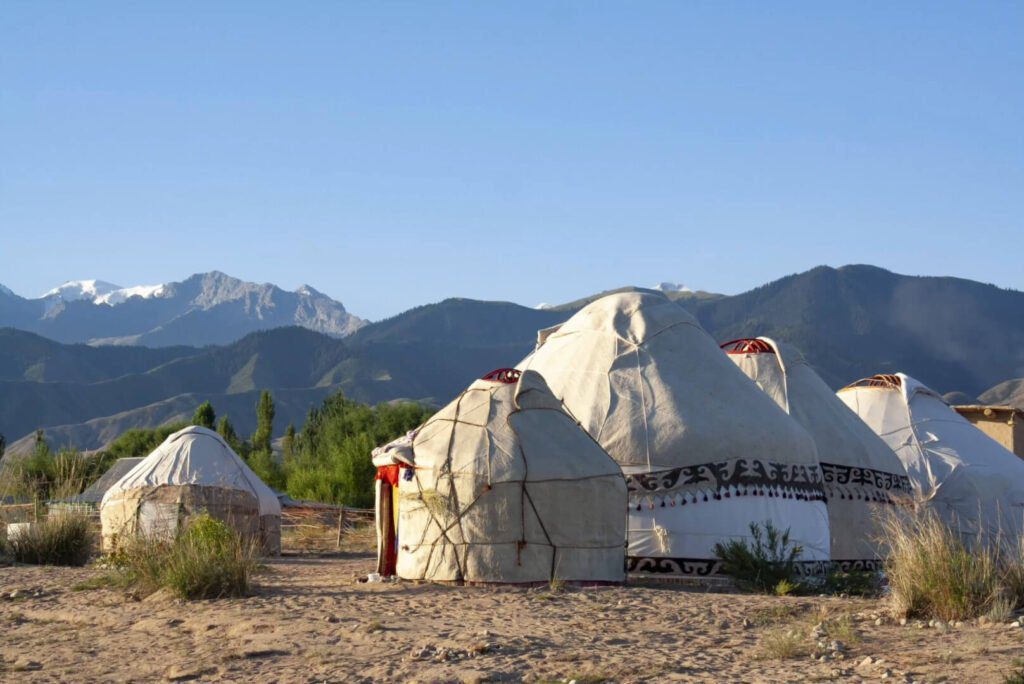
881, 507, 1024, 621
759, 626, 809, 660
7, 513, 93, 566
108, 514, 260, 600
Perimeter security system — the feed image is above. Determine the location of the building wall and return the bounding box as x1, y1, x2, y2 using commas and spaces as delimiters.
958, 412, 1023, 459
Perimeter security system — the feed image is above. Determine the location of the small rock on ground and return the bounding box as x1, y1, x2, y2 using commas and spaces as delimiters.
12, 658, 43, 672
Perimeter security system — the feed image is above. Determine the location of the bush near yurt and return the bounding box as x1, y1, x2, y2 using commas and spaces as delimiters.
7, 513, 94, 566
286, 394, 432, 507
713, 521, 804, 594
881, 507, 1024, 621
110, 514, 259, 600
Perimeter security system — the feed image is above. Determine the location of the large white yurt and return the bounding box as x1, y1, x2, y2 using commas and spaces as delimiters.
722, 338, 912, 569
100, 426, 282, 554
838, 373, 1024, 537
372, 368, 627, 584
519, 292, 831, 577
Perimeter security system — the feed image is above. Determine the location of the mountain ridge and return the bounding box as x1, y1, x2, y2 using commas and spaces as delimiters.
2, 264, 1023, 454
0, 271, 365, 347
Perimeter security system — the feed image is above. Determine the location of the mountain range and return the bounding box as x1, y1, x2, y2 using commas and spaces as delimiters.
2, 264, 1023, 455
0, 271, 365, 347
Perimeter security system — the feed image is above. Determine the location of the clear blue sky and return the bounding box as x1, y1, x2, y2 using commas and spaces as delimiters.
2, 3, 1021, 320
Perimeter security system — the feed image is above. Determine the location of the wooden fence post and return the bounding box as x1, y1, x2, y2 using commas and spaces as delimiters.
336, 508, 346, 550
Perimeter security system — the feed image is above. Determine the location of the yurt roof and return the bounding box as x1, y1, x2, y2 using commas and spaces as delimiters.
723, 337, 910, 490
838, 371, 1024, 530
520, 292, 821, 475
101, 426, 281, 516
410, 368, 621, 482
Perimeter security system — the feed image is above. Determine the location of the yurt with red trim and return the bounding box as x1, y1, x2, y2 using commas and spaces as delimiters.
722, 337, 911, 570
519, 292, 831, 577
372, 368, 627, 584
372, 430, 416, 576
839, 373, 1024, 537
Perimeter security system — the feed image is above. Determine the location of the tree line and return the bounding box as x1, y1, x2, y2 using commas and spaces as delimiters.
2, 390, 431, 509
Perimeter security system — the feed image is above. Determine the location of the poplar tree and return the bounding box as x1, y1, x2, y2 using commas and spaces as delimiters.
192, 401, 216, 429
253, 390, 275, 453
283, 423, 296, 460
217, 415, 239, 447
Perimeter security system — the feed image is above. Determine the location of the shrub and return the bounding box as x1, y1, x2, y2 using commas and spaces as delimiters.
7, 514, 93, 566
109, 514, 259, 600
287, 396, 432, 507
163, 515, 259, 599
880, 507, 1024, 621
713, 520, 804, 593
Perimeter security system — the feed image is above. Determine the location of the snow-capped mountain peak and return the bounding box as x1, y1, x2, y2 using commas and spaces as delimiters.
295, 284, 324, 297
42, 279, 123, 302
98, 283, 167, 305
40, 279, 168, 306
653, 281, 693, 294
535, 302, 554, 310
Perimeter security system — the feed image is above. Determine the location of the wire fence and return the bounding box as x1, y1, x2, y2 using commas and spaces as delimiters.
281, 505, 375, 555
2, 501, 376, 557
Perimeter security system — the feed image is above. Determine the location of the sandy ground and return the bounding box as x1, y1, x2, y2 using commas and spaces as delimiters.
1, 554, 1023, 683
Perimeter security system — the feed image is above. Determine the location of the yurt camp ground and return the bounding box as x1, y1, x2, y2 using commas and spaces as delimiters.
3, 552, 1024, 682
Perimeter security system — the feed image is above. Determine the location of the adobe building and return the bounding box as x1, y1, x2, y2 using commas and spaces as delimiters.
953, 405, 1024, 460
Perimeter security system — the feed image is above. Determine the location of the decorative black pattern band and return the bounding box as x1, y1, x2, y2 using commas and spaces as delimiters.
829, 559, 885, 573
627, 556, 833, 577
820, 462, 912, 506
626, 459, 826, 508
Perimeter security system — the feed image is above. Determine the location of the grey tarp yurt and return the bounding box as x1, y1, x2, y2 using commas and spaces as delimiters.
839, 373, 1024, 538
101, 426, 281, 554
372, 369, 627, 584
519, 293, 830, 576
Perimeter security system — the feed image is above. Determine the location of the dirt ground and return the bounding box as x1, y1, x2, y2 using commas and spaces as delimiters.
1, 554, 1023, 683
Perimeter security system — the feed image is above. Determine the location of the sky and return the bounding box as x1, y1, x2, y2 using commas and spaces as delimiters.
1, 2, 1022, 320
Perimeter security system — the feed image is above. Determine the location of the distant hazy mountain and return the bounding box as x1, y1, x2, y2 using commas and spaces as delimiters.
0, 328, 194, 383
943, 391, 979, 406
0, 300, 567, 453
4, 385, 342, 457
690, 265, 1024, 397
3, 264, 1023, 454
540, 286, 723, 313
344, 298, 570, 405
0, 271, 365, 347
979, 378, 1024, 410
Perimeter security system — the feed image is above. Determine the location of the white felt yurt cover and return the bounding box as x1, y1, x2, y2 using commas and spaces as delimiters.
838, 373, 1024, 537
520, 293, 831, 576
380, 368, 627, 584
724, 338, 911, 568
101, 426, 282, 552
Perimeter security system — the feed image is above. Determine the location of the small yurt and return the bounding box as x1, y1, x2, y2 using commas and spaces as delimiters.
520, 293, 830, 577
722, 338, 912, 569
100, 426, 282, 555
372, 368, 627, 584
839, 373, 1024, 537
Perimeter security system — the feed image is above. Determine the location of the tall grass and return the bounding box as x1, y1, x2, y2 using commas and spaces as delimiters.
881, 507, 1024, 621
109, 514, 259, 600
0, 447, 113, 502
7, 514, 94, 566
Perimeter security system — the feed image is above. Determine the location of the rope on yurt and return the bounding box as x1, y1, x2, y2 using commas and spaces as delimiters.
440, 386, 474, 581
401, 379, 626, 583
